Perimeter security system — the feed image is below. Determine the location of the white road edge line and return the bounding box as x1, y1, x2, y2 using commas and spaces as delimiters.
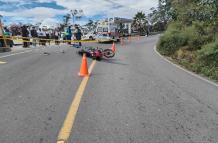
154, 46, 218, 87
0, 50, 33, 58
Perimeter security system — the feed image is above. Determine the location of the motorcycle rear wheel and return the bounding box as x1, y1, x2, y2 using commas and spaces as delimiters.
103, 49, 115, 58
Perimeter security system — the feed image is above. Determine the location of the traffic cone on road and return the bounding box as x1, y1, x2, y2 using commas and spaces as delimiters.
78, 54, 89, 77
111, 42, 116, 52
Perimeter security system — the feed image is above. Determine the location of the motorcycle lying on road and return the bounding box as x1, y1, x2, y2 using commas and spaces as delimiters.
77, 47, 115, 60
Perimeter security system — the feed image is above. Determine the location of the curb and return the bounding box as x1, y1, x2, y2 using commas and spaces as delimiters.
153, 46, 218, 87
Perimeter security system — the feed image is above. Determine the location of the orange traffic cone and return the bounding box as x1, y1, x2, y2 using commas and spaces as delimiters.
112, 42, 116, 52
78, 54, 89, 77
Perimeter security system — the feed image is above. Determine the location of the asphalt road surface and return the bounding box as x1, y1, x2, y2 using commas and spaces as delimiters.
0, 35, 218, 143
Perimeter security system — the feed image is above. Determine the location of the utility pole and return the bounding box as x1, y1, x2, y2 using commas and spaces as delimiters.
71, 10, 77, 26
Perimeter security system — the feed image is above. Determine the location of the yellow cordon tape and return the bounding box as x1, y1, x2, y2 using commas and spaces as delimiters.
0, 37, 100, 44
0, 35, 141, 44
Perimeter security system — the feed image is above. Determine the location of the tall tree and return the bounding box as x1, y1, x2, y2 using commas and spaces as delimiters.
169, 0, 218, 28
10, 24, 22, 36
148, 0, 175, 24
132, 11, 148, 34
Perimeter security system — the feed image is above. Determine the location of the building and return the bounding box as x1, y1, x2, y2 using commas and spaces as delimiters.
97, 17, 132, 35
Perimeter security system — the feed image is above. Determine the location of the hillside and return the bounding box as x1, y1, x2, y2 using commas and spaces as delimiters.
156, 0, 218, 81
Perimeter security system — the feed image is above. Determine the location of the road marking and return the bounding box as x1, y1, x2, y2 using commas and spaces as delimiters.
0, 50, 32, 58
154, 46, 218, 87
0, 60, 6, 64
57, 60, 96, 143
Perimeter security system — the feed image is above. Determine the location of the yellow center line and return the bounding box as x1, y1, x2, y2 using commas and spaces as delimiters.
57, 60, 96, 143
0, 60, 6, 64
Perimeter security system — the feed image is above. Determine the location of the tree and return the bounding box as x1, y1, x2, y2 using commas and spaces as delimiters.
10, 24, 22, 36
147, 0, 175, 31
167, 0, 218, 30
119, 23, 125, 35
85, 20, 94, 30
63, 13, 71, 27
132, 11, 148, 34
84, 19, 98, 32
156, 0, 218, 80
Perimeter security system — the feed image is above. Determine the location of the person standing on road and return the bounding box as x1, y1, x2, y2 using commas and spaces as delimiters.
146, 25, 150, 37
54, 30, 60, 45
21, 25, 29, 48
46, 30, 51, 45
30, 27, 38, 46
74, 25, 82, 46
66, 26, 72, 45
146, 29, 149, 37
37, 28, 46, 46
27, 26, 31, 47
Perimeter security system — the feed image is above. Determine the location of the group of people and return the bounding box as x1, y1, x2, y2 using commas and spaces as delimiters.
63, 25, 82, 46
21, 25, 61, 48
21, 25, 82, 48
1, 24, 83, 48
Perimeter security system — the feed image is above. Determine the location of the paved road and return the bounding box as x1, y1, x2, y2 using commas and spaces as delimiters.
0, 35, 218, 143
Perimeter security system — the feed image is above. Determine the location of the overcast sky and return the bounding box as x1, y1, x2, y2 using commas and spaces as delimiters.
0, 0, 159, 26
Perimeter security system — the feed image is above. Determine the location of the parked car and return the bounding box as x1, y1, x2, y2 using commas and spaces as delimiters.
95, 33, 114, 42
82, 31, 96, 40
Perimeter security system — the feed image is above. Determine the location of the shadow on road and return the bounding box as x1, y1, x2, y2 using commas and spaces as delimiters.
100, 58, 128, 66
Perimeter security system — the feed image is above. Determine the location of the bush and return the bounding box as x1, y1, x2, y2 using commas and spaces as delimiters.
182, 25, 205, 50
167, 21, 183, 31
193, 63, 218, 80
198, 39, 218, 66
157, 29, 187, 55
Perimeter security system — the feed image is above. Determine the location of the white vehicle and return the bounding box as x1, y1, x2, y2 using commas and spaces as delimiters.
95, 18, 120, 42
95, 33, 113, 42
95, 17, 132, 42
82, 31, 96, 40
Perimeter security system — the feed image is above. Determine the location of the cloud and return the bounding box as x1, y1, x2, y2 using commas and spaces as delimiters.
0, 6, 66, 26
39, 17, 61, 27
0, 0, 159, 26
53, 0, 109, 16
0, 0, 22, 2
54, 0, 159, 17
0, 0, 31, 6
0, 7, 67, 19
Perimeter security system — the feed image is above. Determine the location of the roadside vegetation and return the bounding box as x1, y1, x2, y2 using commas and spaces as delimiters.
153, 0, 218, 81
